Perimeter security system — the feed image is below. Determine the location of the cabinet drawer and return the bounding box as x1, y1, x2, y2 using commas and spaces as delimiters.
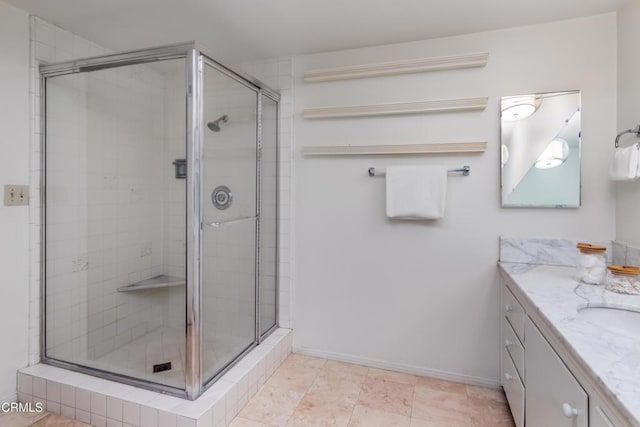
503, 285, 525, 342
503, 318, 524, 380
502, 347, 524, 427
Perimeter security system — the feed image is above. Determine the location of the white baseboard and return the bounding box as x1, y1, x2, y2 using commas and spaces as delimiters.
293, 346, 499, 389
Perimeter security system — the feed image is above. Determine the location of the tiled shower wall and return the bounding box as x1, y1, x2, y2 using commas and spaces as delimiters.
28, 16, 294, 367
159, 66, 187, 332
28, 16, 119, 365
45, 62, 169, 361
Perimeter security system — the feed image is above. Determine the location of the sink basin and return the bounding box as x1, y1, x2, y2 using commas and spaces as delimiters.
577, 306, 640, 339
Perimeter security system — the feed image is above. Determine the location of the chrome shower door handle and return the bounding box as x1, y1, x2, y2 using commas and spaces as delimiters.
203, 215, 257, 228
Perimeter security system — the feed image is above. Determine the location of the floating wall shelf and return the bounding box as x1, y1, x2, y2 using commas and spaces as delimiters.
303, 142, 487, 156
303, 52, 489, 83
303, 97, 488, 120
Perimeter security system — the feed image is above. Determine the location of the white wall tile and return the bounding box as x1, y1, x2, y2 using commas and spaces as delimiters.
123, 401, 140, 426
18, 374, 32, 395
32, 377, 46, 399
76, 409, 91, 423
76, 388, 91, 412
177, 415, 196, 427
195, 409, 213, 427
140, 406, 158, 427
107, 396, 123, 421
107, 419, 124, 427
92, 414, 107, 427
46, 380, 60, 403
47, 401, 61, 415
158, 411, 177, 427
61, 405, 75, 419
91, 392, 107, 416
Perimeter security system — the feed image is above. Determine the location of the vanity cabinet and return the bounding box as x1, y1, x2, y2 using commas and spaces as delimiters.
500, 282, 630, 427
501, 286, 526, 427
525, 317, 588, 426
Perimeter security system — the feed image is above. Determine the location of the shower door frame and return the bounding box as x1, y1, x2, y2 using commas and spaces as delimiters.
39, 42, 281, 400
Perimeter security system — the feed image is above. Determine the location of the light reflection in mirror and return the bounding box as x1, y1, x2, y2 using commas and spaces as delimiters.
501, 90, 581, 208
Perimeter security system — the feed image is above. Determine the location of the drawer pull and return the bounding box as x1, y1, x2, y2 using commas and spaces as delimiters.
505, 339, 513, 347
504, 373, 513, 381
562, 403, 578, 418
505, 304, 513, 312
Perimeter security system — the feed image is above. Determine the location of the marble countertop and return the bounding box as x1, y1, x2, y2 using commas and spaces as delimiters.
499, 262, 640, 426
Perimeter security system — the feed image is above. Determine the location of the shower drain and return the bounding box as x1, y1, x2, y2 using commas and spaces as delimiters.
153, 362, 172, 373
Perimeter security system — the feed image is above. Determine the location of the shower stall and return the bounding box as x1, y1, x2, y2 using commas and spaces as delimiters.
40, 43, 279, 399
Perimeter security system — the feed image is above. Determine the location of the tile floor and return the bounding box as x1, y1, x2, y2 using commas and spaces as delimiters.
0, 412, 90, 427
231, 354, 515, 427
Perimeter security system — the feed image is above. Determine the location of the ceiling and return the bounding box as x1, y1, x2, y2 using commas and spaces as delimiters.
7, 0, 629, 62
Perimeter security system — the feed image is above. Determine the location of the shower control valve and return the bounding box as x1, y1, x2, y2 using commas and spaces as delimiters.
212, 186, 232, 210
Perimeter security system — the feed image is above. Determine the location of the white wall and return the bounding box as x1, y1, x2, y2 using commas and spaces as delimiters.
616, 2, 640, 246
293, 14, 617, 385
0, 1, 30, 403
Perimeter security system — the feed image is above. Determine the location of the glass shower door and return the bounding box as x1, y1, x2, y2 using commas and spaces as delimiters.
201, 62, 258, 382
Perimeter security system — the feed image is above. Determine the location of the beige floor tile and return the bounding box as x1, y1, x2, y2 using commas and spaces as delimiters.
286, 392, 355, 427
415, 376, 467, 394
308, 372, 362, 403
30, 414, 91, 427
286, 368, 362, 427
410, 416, 470, 427
468, 402, 514, 427
238, 385, 305, 426
367, 368, 418, 385
319, 360, 369, 384
264, 364, 321, 394
357, 377, 414, 416
229, 417, 273, 427
470, 415, 515, 427
348, 405, 410, 427
467, 387, 512, 422
282, 354, 327, 371
235, 356, 513, 427
412, 385, 470, 424
0, 411, 48, 427
466, 385, 507, 403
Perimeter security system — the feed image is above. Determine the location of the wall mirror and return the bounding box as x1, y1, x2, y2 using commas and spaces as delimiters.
501, 90, 581, 208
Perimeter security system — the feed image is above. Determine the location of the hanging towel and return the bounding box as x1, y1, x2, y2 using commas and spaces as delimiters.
385, 165, 447, 220
609, 144, 640, 181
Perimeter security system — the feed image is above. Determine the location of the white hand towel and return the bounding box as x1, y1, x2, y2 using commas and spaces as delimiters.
609, 145, 640, 181
385, 165, 447, 220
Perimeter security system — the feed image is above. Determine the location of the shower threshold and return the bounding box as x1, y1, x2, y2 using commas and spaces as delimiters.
117, 275, 186, 292
19, 329, 292, 426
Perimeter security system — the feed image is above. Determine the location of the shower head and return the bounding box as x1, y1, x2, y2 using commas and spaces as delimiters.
207, 115, 228, 132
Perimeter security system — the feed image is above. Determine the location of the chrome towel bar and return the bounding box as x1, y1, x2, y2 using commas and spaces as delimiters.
368, 166, 470, 177
204, 216, 256, 228
615, 126, 640, 148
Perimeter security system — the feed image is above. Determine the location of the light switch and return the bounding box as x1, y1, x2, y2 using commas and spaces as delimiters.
4, 185, 29, 206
